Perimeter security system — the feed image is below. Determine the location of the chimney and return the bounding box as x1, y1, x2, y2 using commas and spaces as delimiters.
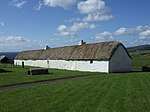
79, 40, 86, 45
45, 45, 50, 50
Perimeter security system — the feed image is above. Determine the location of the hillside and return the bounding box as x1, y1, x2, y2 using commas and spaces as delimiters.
127, 44, 150, 52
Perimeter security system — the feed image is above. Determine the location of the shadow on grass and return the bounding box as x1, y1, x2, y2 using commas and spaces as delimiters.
0, 69, 12, 73
26, 72, 53, 76
130, 68, 142, 72
111, 68, 150, 74
130, 68, 148, 73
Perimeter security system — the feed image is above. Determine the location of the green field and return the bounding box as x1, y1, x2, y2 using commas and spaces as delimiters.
0, 51, 150, 112
0, 66, 98, 86
1, 72, 150, 112
130, 51, 150, 69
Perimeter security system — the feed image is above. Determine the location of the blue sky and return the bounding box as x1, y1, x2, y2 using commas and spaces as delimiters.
0, 0, 150, 52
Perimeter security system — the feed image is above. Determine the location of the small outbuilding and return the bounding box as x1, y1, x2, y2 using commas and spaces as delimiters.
14, 41, 132, 73
0, 55, 10, 63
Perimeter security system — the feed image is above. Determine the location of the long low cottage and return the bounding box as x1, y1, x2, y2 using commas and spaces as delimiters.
14, 41, 132, 73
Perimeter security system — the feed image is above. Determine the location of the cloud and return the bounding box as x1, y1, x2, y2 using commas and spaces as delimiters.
83, 10, 113, 22
77, 0, 105, 14
92, 25, 150, 45
57, 25, 75, 36
34, 0, 43, 11
65, 38, 80, 44
4, 36, 27, 43
92, 31, 114, 42
70, 22, 96, 31
41, 0, 112, 37
57, 22, 96, 36
94, 31, 113, 39
139, 29, 150, 39
0, 36, 47, 51
43, 0, 76, 9
9, 0, 27, 8
128, 26, 150, 46
115, 27, 135, 35
0, 22, 5, 27
77, 0, 113, 22
136, 25, 150, 32
129, 38, 150, 46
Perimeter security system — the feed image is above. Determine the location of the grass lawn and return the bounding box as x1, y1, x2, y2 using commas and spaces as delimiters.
0, 50, 149, 86
0, 72, 150, 112
0, 66, 98, 86
0, 50, 150, 112
129, 50, 150, 69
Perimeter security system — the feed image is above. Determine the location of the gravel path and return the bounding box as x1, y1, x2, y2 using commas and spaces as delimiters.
0, 74, 100, 91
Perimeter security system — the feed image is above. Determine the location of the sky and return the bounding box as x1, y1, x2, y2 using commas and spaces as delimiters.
0, 0, 150, 52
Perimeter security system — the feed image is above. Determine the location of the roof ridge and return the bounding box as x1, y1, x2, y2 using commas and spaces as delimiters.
15, 41, 124, 60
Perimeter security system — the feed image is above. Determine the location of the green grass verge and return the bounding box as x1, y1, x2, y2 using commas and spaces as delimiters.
0, 66, 99, 86
0, 72, 150, 112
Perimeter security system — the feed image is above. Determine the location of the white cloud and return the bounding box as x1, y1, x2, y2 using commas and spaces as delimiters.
9, 0, 27, 8
115, 27, 135, 35
43, 0, 76, 9
77, 0, 105, 14
0, 36, 29, 45
57, 22, 96, 36
70, 22, 96, 31
135, 25, 150, 32
83, 10, 113, 22
57, 25, 75, 36
92, 31, 114, 42
129, 38, 150, 46
94, 31, 113, 39
4, 36, 27, 43
77, 0, 113, 22
68, 18, 81, 23
0, 36, 47, 51
0, 22, 5, 27
115, 28, 128, 35
92, 25, 150, 45
57, 25, 67, 32
34, 0, 43, 11
140, 30, 150, 37
65, 38, 79, 44
114, 26, 150, 36
139, 30, 150, 39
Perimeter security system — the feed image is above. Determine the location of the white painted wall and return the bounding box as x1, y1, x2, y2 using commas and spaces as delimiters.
109, 45, 132, 72
14, 45, 132, 73
14, 60, 109, 73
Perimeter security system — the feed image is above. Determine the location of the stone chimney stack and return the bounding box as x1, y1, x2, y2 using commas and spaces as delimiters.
79, 40, 86, 45
45, 45, 50, 50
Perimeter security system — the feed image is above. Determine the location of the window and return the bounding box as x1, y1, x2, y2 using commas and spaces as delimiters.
90, 60, 93, 64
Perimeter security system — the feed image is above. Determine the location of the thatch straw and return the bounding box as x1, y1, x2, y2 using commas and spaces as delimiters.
15, 41, 131, 60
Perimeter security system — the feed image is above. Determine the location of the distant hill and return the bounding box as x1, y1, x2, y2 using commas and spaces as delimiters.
0, 52, 19, 59
127, 44, 150, 52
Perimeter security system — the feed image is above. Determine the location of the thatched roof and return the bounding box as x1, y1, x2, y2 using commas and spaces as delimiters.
0, 55, 8, 61
15, 41, 131, 61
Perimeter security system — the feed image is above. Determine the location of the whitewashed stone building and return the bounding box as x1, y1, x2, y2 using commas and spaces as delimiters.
14, 41, 132, 73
